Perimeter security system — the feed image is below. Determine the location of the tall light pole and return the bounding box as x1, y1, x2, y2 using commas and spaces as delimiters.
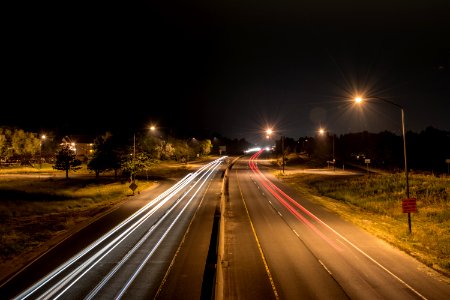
133, 133, 136, 182
319, 128, 335, 171
281, 135, 285, 174
266, 128, 285, 174
355, 96, 411, 232
39, 135, 46, 169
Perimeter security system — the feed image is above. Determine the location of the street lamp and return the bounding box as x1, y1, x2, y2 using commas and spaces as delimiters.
319, 128, 335, 171
149, 124, 167, 141
266, 128, 273, 139
354, 96, 411, 232
266, 128, 285, 174
150, 124, 173, 162
39, 135, 46, 169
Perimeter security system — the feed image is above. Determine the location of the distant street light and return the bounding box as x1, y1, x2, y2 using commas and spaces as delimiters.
39, 135, 46, 169
354, 95, 412, 233
149, 124, 166, 140
266, 128, 285, 174
265, 128, 272, 143
319, 128, 335, 171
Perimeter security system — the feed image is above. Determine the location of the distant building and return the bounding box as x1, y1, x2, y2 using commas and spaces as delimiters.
61, 135, 94, 162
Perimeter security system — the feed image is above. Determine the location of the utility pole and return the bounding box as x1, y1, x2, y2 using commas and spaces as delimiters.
354, 96, 412, 233
128, 133, 138, 196
332, 134, 335, 171
133, 133, 136, 181
282, 135, 285, 174
39, 135, 46, 170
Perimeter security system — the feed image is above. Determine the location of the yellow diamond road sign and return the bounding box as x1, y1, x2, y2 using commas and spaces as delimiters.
129, 182, 138, 192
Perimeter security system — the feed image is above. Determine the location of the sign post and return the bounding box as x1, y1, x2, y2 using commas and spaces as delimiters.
402, 198, 417, 233
364, 159, 371, 173
129, 181, 138, 195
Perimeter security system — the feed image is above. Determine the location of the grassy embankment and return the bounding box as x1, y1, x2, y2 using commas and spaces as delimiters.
0, 162, 191, 270
276, 162, 450, 277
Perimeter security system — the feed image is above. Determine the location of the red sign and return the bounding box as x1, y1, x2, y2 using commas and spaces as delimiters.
402, 198, 417, 213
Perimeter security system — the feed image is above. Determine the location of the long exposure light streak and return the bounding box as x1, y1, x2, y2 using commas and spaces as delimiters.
37, 175, 200, 300
16, 172, 194, 299
115, 159, 222, 299
91, 158, 223, 299
248, 152, 341, 250
20, 173, 195, 300
14, 156, 227, 300
247, 151, 427, 300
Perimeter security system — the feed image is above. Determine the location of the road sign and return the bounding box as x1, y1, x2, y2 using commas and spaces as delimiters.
402, 198, 417, 213
129, 182, 138, 193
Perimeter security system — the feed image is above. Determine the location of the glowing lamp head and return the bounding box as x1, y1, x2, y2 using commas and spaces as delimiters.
354, 96, 363, 104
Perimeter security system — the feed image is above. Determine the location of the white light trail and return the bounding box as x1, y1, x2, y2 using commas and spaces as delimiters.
115, 158, 222, 299
15, 156, 227, 300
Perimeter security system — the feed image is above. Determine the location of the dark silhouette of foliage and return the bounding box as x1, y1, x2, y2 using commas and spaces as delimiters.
88, 132, 121, 178
301, 126, 450, 174
53, 144, 82, 179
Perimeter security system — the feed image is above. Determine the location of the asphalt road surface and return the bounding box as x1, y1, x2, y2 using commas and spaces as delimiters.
218, 150, 450, 300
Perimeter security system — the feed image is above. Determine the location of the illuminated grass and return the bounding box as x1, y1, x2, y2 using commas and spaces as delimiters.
0, 176, 153, 265
279, 172, 450, 277
0, 163, 87, 174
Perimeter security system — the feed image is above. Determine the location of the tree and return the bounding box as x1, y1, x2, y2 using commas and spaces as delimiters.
0, 128, 40, 166
87, 132, 121, 179
171, 139, 190, 162
140, 134, 162, 159
53, 144, 82, 179
154, 140, 175, 160
121, 151, 158, 181
0, 128, 13, 163
199, 139, 212, 156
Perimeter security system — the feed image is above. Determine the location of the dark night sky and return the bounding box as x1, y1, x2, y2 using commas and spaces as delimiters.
3, 1, 450, 145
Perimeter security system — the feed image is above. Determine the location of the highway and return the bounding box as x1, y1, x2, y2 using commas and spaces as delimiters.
4, 156, 227, 300
219, 150, 450, 299
2, 152, 450, 300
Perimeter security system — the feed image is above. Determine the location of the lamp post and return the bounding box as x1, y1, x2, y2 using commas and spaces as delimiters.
355, 96, 411, 233
39, 135, 46, 169
319, 128, 335, 171
132, 133, 136, 182
281, 135, 285, 174
266, 128, 285, 174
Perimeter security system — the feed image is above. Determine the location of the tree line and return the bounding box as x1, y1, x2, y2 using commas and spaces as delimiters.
276, 126, 450, 174
0, 127, 243, 179
4, 125, 447, 175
